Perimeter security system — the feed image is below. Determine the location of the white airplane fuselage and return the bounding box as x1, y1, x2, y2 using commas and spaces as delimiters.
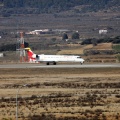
32, 54, 84, 65
39, 54, 83, 62
25, 48, 84, 65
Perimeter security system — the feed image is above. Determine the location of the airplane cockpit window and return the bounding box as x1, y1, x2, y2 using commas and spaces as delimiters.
77, 56, 81, 58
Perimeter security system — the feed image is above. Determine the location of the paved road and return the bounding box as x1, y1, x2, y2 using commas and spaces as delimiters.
0, 63, 120, 68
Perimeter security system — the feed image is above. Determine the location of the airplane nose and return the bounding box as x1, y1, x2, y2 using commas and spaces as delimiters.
82, 58, 84, 61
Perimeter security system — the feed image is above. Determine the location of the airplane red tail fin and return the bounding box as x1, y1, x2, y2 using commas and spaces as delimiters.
25, 48, 36, 62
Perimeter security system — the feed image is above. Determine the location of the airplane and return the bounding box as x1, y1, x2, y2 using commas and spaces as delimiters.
25, 48, 84, 65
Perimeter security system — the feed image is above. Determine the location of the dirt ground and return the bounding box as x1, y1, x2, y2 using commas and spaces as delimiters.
0, 68, 120, 120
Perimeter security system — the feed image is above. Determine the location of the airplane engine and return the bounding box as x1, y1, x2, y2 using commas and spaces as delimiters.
32, 54, 39, 59
31, 54, 39, 61
36, 55, 39, 60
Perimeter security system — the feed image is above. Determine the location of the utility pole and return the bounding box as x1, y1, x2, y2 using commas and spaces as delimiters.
16, 84, 27, 120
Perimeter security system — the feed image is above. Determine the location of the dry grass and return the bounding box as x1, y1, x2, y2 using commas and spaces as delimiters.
57, 43, 112, 55
57, 44, 93, 55
93, 43, 112, 50
0, 68, 120, 120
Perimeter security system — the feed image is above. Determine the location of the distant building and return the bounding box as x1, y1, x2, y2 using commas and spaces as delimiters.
26, 29, 71, 35
52, 29, 71, 34
0, 53, 4, 57
99, 29, 108, 35
26, 29, 53, 35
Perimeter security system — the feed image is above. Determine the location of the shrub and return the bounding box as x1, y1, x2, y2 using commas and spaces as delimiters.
116, 55, 120, 62
72, 32, 79, 39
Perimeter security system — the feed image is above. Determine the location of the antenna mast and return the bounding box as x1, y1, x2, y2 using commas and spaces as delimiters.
16, 32, 26, 62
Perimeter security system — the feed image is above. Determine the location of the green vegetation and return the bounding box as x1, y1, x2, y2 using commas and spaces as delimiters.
116, 55, 120, 62
112, 44, 120, 62
0, 36, 120, 52
72, 32, 80, 40
81, 36, 120, 45
0, 44, 16, 51
62, 33, 68, 40
0, 42, 29, 52
112, 44, 120, 52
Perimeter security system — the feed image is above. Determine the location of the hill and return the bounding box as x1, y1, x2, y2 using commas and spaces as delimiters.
0, 0, 120, 16
0, 0, 120, 63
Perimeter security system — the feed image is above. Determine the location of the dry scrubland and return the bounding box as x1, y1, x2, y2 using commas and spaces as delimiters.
0, 43, 117, 63
0, 68, 120, 120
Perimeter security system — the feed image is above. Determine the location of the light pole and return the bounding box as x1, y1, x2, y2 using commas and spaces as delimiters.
16, 84, 27, 120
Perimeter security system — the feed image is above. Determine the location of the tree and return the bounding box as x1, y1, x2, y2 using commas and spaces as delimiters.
62, 33, 68, 40
24, 41, 29, 48
51, 38, 57, 42
91, 38, 98, 46
72, 32, 79, 39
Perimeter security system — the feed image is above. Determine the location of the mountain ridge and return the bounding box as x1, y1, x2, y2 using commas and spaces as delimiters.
0, 0, 120, 16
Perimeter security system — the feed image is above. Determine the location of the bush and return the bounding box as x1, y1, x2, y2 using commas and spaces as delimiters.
62, 33, 68, 40
113, 39, 120, 44
2, 12, 11, 17
116, 55, 120, 62
113, 45, 120, 52
81, 39, 92, 45
0, 44, 16, 51
72, 32, 79, 39
81, 36, 120, 45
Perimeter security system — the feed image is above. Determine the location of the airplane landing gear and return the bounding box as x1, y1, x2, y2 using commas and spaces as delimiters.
46, 62, 56, 65
46, 62, 50, 65
80, 62, 83, 65
53, 62, 56, 65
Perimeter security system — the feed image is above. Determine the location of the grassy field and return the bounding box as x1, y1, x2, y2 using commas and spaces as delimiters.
0, 68, 120, 120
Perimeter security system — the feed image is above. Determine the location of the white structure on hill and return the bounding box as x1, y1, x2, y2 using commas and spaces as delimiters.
0, 53, 4, 57
99, 29, 108, 35
26, 29, 71, 35
26, 29, 52, 35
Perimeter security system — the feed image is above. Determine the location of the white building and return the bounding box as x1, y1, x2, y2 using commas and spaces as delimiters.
0, 53, 4, 57
26, 29, 51, 35
99, 29, 108, 35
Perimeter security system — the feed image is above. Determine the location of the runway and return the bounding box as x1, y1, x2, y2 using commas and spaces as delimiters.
0, 63, 120, 68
